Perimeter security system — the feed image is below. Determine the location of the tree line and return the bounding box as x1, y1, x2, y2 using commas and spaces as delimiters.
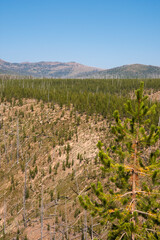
1, 78, 160, 124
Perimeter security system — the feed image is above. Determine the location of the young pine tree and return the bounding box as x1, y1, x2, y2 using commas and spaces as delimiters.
79, 82, 160, 240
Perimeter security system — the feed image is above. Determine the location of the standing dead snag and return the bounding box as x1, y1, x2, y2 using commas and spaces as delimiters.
53, 188, 57, 240
65, 193, 69, 239
23, 162, 27, 227
17, 118, 19, 164
41, 185, 43, 240
3, 198, 6, 236
3, 124, 7, 160
84, 210, 87, 240
90, 216, 93, 240
74, 168, 79, 194
79, 82, 160, 239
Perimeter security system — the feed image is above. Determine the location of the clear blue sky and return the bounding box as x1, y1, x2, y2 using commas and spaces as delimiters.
0, 0, 160, 68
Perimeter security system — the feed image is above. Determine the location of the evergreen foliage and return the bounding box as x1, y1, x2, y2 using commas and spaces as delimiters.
79, 82, 160, 239
1, 78, 160, 122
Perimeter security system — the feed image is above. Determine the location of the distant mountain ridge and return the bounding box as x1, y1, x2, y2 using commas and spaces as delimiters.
0, 59, 160, 78
90, 64, 160, 79
0, 59, 102, 78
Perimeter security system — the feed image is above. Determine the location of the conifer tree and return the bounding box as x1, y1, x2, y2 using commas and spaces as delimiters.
79, 82, 160, 239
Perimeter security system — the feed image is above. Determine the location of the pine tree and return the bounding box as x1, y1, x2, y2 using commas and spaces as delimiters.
79, 82, 160, 239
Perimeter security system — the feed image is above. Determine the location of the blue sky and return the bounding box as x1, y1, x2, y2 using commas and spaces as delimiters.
0, 0, 160, 68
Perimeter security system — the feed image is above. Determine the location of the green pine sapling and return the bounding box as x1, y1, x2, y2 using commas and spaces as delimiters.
79, 82, 160, 240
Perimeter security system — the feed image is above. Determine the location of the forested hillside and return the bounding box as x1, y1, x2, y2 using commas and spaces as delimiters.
1, 78, 160, 121
0, 78, 160, 239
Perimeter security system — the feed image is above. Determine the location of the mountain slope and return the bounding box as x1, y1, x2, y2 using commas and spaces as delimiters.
0, 98, 109, 239
89, 64, 160, 79
0, 59, 101, 78
0, 59, 160, 78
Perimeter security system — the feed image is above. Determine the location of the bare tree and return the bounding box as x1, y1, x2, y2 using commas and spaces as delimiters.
41, 185, 44, 240
65, 193, 68, 239
23, 162, 27, 227
17, 118, 19, 164
3, 124, 7, 160
53, 188, 57, 240
3, 198, 6, 236
84, 210, 87, 240
75, 169, 79, 194
91, 216, 93, 240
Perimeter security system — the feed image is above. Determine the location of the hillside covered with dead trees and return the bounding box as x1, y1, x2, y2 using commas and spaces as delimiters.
0, 78, 160, 239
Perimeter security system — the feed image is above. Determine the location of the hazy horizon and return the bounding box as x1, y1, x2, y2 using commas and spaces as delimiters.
1, 58, 160, 70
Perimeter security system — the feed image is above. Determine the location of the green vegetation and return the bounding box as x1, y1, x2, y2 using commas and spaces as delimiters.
0, 78, 160, 239
1, 78, 160, 121
79, 82, 160, 239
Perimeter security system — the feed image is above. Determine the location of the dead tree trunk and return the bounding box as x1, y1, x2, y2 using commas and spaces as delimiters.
41, 185, 43, 240
17, 118, 19, 164
75, 169, 79, 194
53, 188, 57, 240
91, 216, 93, 240
65, 193, 68, 239
84, 210, 87, 240
0, 149, 2, 167
3, 198, 6, 236
23, 162, 27, 227
3, 125, 7, 160
48, 90, 50, 102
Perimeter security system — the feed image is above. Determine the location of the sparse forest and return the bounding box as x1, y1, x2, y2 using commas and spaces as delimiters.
1, 78, 160, 121
0, 78, 160, 239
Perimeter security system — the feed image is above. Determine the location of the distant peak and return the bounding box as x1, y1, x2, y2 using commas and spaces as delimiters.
0, 59, 6, 63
